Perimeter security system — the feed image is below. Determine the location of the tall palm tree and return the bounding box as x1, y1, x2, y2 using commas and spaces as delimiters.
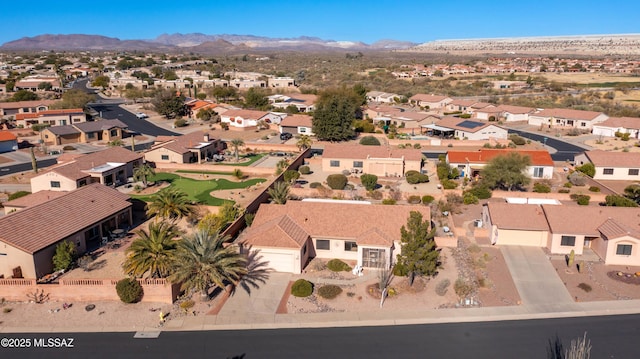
230, 138, 244, 162
169, 229, 247, 297
133, 163, 155, 187
267, 181, 290, 204
122, 221, 180, 278
296, 135, 312, 151
146, 188, 195, 221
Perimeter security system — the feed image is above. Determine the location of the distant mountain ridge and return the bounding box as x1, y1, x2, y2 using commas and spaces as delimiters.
0, 33, 417, 52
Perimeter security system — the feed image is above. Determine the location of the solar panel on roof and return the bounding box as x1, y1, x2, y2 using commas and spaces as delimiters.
457, 120, 484, 129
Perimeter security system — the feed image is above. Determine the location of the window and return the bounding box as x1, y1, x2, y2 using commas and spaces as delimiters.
316, 239, 330, 250
302, 244, 307, 256
110, 129, 118, 137
344, 241, 358, 252
78, 179, 87, 187
330, 160, 340, 167
87, 133, 95, 139
161, 155, 169, 160
353, 161, 363, 168
616, 244, 632, 255
560, 235, 576, 246
533, 167, 544, 178
580, 122, 586, 127
299, 127, 306, 133
603, 168, 614, 175
629, 169, 639, 176
50, 181, 61, 188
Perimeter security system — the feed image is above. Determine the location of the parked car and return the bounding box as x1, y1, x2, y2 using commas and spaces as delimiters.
280, 132, 293, 141
135, 112, 148, 119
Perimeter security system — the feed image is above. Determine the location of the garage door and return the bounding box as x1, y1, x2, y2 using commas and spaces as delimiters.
263, 252, 295, 273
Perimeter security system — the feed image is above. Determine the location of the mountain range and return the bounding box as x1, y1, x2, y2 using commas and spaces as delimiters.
0, 33, 417, 52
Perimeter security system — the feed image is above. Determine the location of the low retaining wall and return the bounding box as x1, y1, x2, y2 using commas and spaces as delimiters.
0, 278, 179, 304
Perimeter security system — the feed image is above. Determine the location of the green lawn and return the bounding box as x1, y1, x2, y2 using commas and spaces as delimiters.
213, 153, 266, 167
131, 173, 267, 206
176, 169, 234, 175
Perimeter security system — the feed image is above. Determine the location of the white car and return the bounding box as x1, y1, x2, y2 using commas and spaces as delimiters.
135, 112, 148, 119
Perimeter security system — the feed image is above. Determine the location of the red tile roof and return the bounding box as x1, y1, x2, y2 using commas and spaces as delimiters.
0, 183, 131, 254
447, 149, 554, 166
0, 131, 17, 141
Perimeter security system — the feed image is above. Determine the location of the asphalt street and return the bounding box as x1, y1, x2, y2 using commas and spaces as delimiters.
507, 129, 588, 162
1, 314, 639, 359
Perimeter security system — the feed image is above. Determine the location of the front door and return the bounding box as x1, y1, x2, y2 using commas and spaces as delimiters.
362, 248, 386, 268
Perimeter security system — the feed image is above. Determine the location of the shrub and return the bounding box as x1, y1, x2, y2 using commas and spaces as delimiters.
422, 195, 435, 204
576, 163, 595, 177
435, 279, 451, 296
406, 172, 429, 184
454, 278, 473, 298
8, 191, 31, 201
588, 186, 600, 192
283, 170, 300, 183
174, 118, 187, 127
31, 123, 51, 132
115, 278, 143, 303
569, 194, 590, 205
441, 179, 458, 189
299, 165, 311, 175
309, 182, 322, 189
62, 145, 76, 151
291, 279, 313, 297
392, 262, 408, 276
558, 188, 571, 193
509, 134, 526, 145
317, 285, 343, 299
326, 174, 348, 190
563, 182, 573, 188
359, 135, 381, 146
533, 183, 551, 193
3, 308, 12, 313
382, 198, 396, 205
327, 259, 352, 272
369, 190, 383, 200
179, 300, 195, 313
467, 184, 492, 199
577, 283, 592, 293
463, 192, 479, 204
52, 241, 76, 272
360, 173, 378, 191
406, 195, 421, 204
604, 195, 639, 207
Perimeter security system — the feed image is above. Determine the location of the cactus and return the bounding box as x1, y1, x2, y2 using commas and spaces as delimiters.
568, 250, 575, 268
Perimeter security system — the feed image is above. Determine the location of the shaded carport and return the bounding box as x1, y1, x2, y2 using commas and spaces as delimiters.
420, 124, 455, 138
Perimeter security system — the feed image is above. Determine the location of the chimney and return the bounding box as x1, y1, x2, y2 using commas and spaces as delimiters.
204, 133, 209, 142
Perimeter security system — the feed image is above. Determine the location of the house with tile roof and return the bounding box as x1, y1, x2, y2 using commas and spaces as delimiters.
41, 119, 127, 145
446, 99, 478, 114
482, 202, 640, 266
591, 116, 640, 139
447, 149, 554, 179
366, 91, 400, 104
2, 190, 67, 213
15, 108, 87, 128
423, 117, 508, 140
0, 131, 17, 153
279, 114, 314, 136
30, 146, 143, 192
496, 105, 536, 122
528, 108, 609, 129
268, 94, 317, 113
0, 100, 56, 119
322, 143, 423, 177
239, 201, 430, 273
574, 150, 640, 180
408, 94, 453, 110
219, 109, 282, 130
0, 183, 132, 279
144, 131, 224, 164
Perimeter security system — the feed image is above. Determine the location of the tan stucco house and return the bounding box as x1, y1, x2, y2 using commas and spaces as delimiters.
322, 144, 424, 177
239, 201, 430, 273
144, 131, 224, 164
574, 150, 640, 180
41, 119, 127, 145
446, 149, 554, 179
528, 108, 609, 129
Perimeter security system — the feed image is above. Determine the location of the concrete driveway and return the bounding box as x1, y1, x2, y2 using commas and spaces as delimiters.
501, 246, 578, 312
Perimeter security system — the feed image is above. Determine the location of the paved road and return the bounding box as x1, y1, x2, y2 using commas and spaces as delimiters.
89, 103, 178, 137
507, 129, 588, 162
2, 314, 639, 359
0, 158, 57, 176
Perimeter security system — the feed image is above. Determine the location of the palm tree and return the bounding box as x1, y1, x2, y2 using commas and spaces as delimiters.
230, 138, 244, 162
267, 181, 290, 204
169, 229, 247, 297
146, 188, 195, 221
133, 163, 155, 187
296, 135, 312, 151
122, 221, 180, 278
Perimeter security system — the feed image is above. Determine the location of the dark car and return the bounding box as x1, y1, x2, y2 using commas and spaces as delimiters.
280, 132, 293, 141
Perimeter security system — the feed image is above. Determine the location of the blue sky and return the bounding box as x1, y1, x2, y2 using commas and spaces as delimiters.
2, 0, 638, 45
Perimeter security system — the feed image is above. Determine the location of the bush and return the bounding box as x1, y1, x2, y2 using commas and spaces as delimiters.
588, 186, 600, 192
570, 194, 591, 206
291, 279, 313, 297
309, 182, 322, 189
317, 285, 343, 299
467, 184, 492, 199
327, 259, 352, 272
392, 262, 408, 276
441, 179, 458, 189
407, 195, 421, 204
52, 241, 76, 272
576, 163, 595, 177
369, 190, 383, 200
563, 182, 573, 188
62, 145, 76, 151
359, 135, 381, 146
413, 143, 421, 149
283, 170, 300, 183
577, 283, 592, 293
299, 165, 311, 175
533, 183, 551, 193
382, 198, 397, 205
422, 195, 435, 204
558, 188, 571, 193
454, 278, 473, 298
509, 134, 526, 145
115, 278, 143, 303
463, 192, 479, 204
360, 173, 378, 191
174, 118, 187, 127
31, 123, 51, 132
8, 191, 30, 201
435, 279, 451, 296
604, 195, 639, 207
179, 300, 195, 313
406, 172, 429, 184
326, 174, 348, 190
